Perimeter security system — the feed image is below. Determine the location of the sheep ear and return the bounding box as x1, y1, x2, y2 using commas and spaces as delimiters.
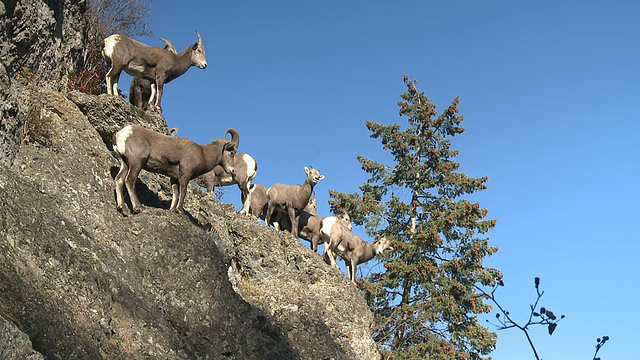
224, 142, 236, 153
304, 166, 310, 174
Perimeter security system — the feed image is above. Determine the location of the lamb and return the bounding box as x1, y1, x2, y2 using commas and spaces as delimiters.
320, 218, 393, 283
103, 31, 207, 113
129, 77, 154, 110
112, 124, 238, 214
129, 38, 177, 110
197, 153, 258, 215
265, 166, 325, 238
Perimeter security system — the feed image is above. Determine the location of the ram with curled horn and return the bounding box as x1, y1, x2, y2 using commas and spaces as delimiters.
112, 125, 238, 214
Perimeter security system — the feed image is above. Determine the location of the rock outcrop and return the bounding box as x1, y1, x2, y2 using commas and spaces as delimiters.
0, 88, 381, 359
1, 0, 91, 167
0, 2, 381, 359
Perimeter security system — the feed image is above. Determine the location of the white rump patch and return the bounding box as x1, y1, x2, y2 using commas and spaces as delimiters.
102, 35, 120, 59
245, 155, 257, 180
114, 125, 133, 155
321, 216, 338, 236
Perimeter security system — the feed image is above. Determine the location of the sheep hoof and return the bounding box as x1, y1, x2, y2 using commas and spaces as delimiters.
132, 206, 142, 214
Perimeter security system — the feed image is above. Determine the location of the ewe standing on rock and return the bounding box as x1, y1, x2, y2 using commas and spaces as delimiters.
265, 166, 325, 238
112, 125, 238, 214
321, 214, 394, 283
102, 31, 207, 114
198, 153, 258, 216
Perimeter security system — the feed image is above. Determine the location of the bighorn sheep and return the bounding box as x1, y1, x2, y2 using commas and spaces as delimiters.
244, 183, 269, 219
197, 153, 258, 215
269, 192, 321, 247
256, 188, 325, 251
320, 218, 392, 283
246, 185, 349, 253
245, 185, 315, 223
295, 212, 352, 253
112, 125, 238, 214
271, 191, 317, 230
129, 38, 177, 110
129, 77, 153, 110
265, 167, 325, 238
285, 206, 354, 253
103, 32, 207, 113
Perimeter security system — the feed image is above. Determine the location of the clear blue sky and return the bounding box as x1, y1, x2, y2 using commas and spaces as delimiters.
122, 1, 639, 358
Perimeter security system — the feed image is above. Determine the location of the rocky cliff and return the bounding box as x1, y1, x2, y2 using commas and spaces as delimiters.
1, 0, 91, 167
0, 1, 381, 359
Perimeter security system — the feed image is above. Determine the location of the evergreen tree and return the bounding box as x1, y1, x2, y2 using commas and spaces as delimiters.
329, 76, 501, 359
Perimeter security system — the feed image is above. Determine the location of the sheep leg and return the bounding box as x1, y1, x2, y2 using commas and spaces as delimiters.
289, 207, 298, 237
105, 66, 122, 95
273, 216, 281, 231
114, 157, 128, 212
347, 260, 357, 283
238, 180, 252, 215
105, 74, 112, 95
173, 177, 189, 213
325, 245, 338, 267
310, 232, 321, 253
154, 81, 164, 114
147, 83, 157, 111
206, 178, 215, 197
265, 205, 275, 228
105, 70, 113, 95
124, 162, 143, 213
169, 179, 179, 211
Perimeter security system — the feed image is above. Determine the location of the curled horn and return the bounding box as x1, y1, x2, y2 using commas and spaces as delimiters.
159, 37, 176, 54
225, 128, 240, 149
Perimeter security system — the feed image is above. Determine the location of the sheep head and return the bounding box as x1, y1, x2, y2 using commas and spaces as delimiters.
191, 31, 207, 69
219, 128, 239, 175
304, 166, 325, 185
374, 236, 394, 254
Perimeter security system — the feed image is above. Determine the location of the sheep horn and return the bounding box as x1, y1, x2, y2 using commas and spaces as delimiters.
196, 31, 203, 46
159, 37, 176, 54
225, 128, 239, 149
